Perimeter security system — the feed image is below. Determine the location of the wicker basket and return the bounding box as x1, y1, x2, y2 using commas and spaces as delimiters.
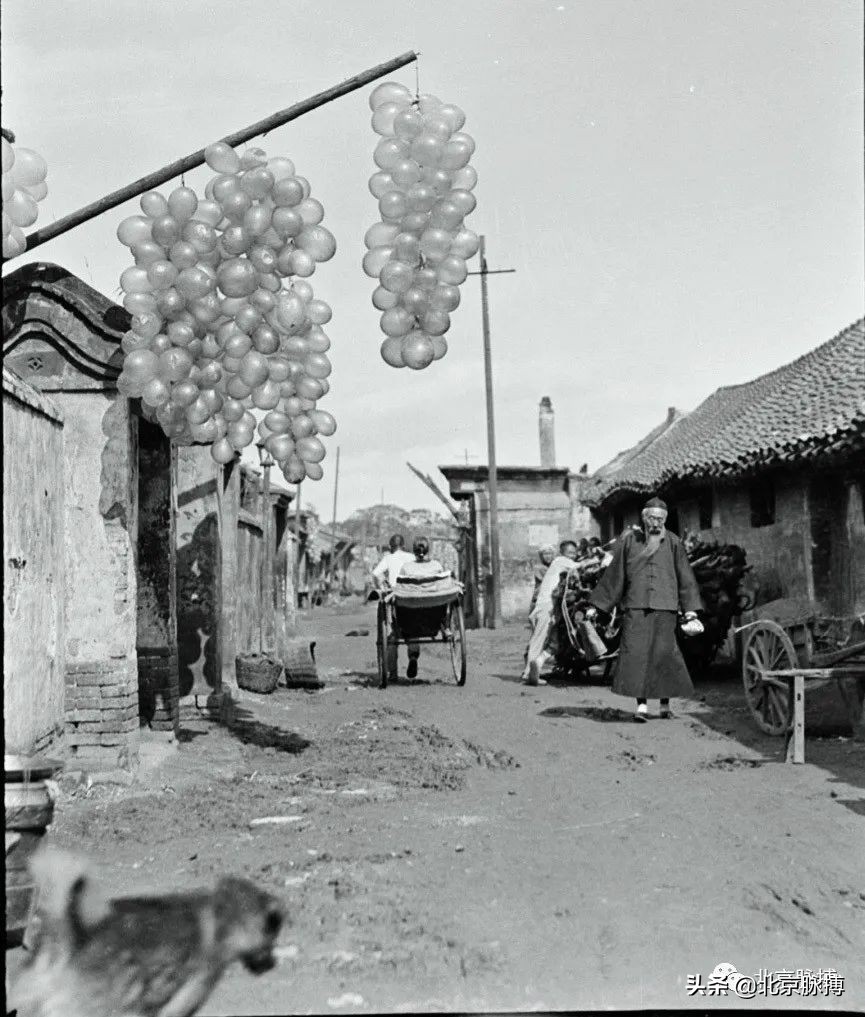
236, 653, 283, 694
283, 638, 321, 688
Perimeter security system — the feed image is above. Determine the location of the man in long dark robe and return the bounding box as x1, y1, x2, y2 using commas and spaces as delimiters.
586, 497, 704, 721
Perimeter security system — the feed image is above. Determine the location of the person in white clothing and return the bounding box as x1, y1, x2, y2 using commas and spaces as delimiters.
372, 534, 415, 590
522, 553, 578, 685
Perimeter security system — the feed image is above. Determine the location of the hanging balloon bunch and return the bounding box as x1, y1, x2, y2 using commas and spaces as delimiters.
114, 143, 337, 484
363, 81, 479, 370
2, 133, 49, 259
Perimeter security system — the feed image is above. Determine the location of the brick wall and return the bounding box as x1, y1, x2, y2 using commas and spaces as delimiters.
65, 659, 139, 768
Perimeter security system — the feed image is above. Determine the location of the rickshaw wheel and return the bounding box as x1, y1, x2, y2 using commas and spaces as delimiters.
448, 600, 467, 686
376, 599, 389, 689
742, 619, 797, 735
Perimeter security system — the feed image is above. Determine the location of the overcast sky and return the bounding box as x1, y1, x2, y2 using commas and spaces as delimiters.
3, 0, 862, 519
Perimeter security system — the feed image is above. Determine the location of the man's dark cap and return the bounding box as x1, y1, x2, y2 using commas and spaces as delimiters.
644, 496, 667, 511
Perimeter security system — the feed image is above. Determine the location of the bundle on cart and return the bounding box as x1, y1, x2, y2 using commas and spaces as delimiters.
678, 536, 751, 673
550, 547, 621, 676
551, 534, 750, 679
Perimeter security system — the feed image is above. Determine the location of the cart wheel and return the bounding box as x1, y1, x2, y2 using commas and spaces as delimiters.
448, 600, 467, 686
376, 599, 388, 689
742, 619, 797, 735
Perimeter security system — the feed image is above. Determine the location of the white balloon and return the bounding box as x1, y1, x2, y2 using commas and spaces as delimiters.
369, 81, 413, 111
372, 285, 399, 310
364, 221, 400, 250
380, 336, 406, 368
362, 245, 395, 279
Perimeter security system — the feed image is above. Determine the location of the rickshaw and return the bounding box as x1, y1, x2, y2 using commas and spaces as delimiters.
376, 573, 467, 689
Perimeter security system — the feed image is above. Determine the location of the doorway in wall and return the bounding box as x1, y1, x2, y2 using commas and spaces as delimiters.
134, 415, 178, 731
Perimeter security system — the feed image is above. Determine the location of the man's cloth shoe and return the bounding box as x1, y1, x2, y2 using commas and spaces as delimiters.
659, 706, 674, 719
524, 660, 547, 686
407, 658, 418, 679
634, 703, 649, 723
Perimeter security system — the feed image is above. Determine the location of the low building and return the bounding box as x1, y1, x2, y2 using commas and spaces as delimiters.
581, 319, 865, 621
440, 396, 593, 624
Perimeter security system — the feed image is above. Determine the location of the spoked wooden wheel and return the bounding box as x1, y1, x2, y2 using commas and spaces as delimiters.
448, 600, 467, 686
742, 619, 797, 735
376, 599, 389, 689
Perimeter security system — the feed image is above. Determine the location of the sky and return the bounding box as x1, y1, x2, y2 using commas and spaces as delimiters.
2, 0, 862, 519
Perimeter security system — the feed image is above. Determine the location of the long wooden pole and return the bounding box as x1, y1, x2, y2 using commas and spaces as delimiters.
405, 460, 463, 524
260, 459, 273, 652
479, 236, 502, 629
13, 50, 418, 259
328, 446, 341, 589
293, 481, 302, 609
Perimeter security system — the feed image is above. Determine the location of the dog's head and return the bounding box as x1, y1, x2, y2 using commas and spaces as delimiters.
214, 876, 285, 974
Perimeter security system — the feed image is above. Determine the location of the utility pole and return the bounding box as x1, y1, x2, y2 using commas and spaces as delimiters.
468, 237, 515, 629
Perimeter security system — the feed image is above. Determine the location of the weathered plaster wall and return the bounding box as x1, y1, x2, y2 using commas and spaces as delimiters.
475, 486, 572, 620
845, 480, 865, 616
59, 392, 139, 769
3, 370, 66, 755
568, 474, 600, 540
272, 503, 298, 655
695, 477, 810, 607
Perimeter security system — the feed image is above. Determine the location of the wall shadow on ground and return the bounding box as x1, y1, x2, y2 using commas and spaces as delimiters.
539, 704, 637, 724
224, 700, 311, 754
347, 670, 436, 689
682, 661, 865, 799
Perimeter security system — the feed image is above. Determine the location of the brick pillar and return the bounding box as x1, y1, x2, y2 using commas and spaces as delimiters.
65, 658, 139, 770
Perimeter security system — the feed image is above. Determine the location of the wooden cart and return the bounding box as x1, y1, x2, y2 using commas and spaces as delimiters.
737, 600, 865, 762
376, 577, 467, 690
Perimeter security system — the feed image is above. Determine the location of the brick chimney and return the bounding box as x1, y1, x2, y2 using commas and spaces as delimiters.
539, 396, 555, 467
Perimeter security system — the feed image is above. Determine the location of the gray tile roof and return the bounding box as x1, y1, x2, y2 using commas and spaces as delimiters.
583, 318, 865, 506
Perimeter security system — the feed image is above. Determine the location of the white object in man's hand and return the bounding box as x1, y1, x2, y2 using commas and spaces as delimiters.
680, 616, 704, 636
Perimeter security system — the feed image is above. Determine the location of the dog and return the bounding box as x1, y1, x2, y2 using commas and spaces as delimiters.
10, 848, 285, 1017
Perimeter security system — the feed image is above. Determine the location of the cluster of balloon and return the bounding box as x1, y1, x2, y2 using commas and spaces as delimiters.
2, 136, 49, 258
363, 81, 479, 370
114, 142, 337, 485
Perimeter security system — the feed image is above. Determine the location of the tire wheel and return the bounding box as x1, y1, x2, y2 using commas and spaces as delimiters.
449, 600, 467, 686
742, 619, 797, 735
376, 600, 388, 689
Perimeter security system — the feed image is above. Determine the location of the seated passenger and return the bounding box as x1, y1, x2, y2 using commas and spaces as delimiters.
396, 536, 447, 581
387, 536, 445, 681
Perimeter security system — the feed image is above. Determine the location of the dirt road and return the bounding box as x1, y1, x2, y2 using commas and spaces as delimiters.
32, 603, 865, 1012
